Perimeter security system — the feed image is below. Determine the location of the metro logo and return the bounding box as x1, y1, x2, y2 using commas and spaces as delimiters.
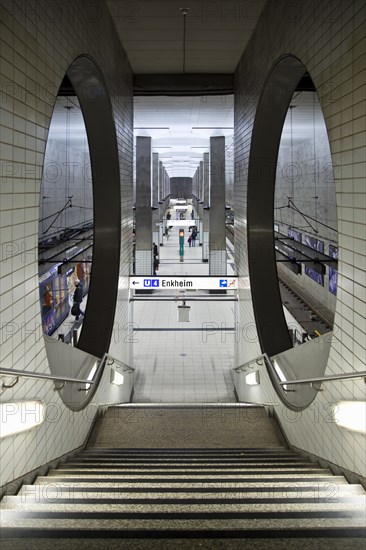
144, 279, 159, 287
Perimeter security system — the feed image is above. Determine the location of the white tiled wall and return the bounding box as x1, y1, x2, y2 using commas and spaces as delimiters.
0, 0, 133, 487
234, 0, 366, 476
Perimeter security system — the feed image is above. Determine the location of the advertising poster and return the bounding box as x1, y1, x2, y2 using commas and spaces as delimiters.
329, 244, 338, 295
304, 235, 324, 285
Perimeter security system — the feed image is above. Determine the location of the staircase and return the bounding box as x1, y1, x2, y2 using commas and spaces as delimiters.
1, 406, 365, 548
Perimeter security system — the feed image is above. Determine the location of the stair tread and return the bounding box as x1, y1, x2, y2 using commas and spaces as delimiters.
78, 450, 304, 453
48, 469, 333, 476
1, 536, 366, 550
1, 517, 365, 530
2, 498, 365, 512
16, 485, 365, 498
30, 478, 352, 488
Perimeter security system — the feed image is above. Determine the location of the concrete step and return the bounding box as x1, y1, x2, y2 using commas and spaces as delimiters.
31, 475, 348, 487
1, 515, 365, 531
48, 467, 332, 476
88, 407, 284, 448
65, 457, 313, 465
59, 462, 321, 471
15, 484, 365, 500
81, 447, 297, 454
83, 447, 291, 455
2, 495, 366, 512
43, 472, 336, 482
1, 536, 366, 550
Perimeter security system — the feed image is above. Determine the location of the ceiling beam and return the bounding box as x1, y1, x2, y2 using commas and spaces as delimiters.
134, 74, 234, 96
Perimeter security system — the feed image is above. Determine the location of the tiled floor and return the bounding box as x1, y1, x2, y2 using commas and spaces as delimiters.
132, 226, 237, 403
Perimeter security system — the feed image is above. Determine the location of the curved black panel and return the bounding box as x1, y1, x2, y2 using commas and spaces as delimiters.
66, 56, 121, 358
247, 55, 308, 357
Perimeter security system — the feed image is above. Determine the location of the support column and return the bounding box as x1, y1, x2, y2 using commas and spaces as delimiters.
152, 152, 160, 255
198, 160, 203, 245
158, 161, 164, 244
192, 168, 199, 220
209, 136, 226, 276
164, 170, 170, 212
135, 136, 153, 275
158, 161, 163, 203
202, 152, 209, 262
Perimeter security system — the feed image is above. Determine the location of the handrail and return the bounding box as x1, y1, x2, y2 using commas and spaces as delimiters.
278, 370, 366, 386
0, 366, 96, 385
233, 354, 265, 373
0, 354, 135, 388
104, 354, 135, 373
233, 353, 366, 387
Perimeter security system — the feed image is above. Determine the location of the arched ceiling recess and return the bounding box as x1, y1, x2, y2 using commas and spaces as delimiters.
65, 56, 121, 358
247, 55, 318, 357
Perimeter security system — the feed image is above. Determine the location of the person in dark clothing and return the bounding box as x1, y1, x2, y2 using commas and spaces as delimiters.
73, 280, 83, 303
153, 242, 158, 258
153, 257, 159, 276
191, 228, 197, 246
72, 280, 84, 321
166, 211, 171, 221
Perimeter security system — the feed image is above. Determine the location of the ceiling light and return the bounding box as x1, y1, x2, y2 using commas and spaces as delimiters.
0, 401, 45, 438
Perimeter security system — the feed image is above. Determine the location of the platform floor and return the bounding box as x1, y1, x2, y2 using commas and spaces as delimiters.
132, 226, 237, 403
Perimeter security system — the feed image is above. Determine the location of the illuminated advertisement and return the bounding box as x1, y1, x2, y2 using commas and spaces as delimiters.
304, 235, 324, 285
288, 228, 302, 242
329, 244, 338, 295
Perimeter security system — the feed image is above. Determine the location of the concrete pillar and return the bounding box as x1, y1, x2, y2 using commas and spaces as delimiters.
202, 152, 210, 262
193, 168, 199, 216
158, 161, 163, 203
198, 160, 203, 245
164, 169, 168, 199
158, 161, 164, 243
152, 153, 159, 207
209, 136, 226, 276
152, 153, 160, 254
135, 136, 153, 275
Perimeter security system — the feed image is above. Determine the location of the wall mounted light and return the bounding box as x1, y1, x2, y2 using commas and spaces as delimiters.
0, 401, 45, 438
110, 369, 124, 386
333, 401, 366, 433
245, 371, 260, 385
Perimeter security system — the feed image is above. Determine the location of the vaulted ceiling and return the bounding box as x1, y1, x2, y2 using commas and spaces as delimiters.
105, 1, 323, 179
106, 0, 266, 73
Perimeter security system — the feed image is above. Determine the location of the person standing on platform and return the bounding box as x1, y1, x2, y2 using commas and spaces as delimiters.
153, 257, 159, 276
191, 227, 197, 247
72, 279, 84, 321
153, 242, 158, 258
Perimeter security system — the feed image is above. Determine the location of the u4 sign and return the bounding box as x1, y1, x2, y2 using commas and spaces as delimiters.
129, 277, 238, 290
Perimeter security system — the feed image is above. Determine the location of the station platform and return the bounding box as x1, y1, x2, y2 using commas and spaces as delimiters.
132, 226, 237, 403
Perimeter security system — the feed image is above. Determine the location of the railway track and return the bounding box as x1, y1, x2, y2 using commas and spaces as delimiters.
226, 225, 332, 338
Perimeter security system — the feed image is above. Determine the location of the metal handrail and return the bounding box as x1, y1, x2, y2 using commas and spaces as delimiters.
233, 354, 265, 373
278, 370, 366, 386
105, 355, 135, 373
233, 353, 366, 387
0, 354, 136, 386
0, 367, 97, 385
